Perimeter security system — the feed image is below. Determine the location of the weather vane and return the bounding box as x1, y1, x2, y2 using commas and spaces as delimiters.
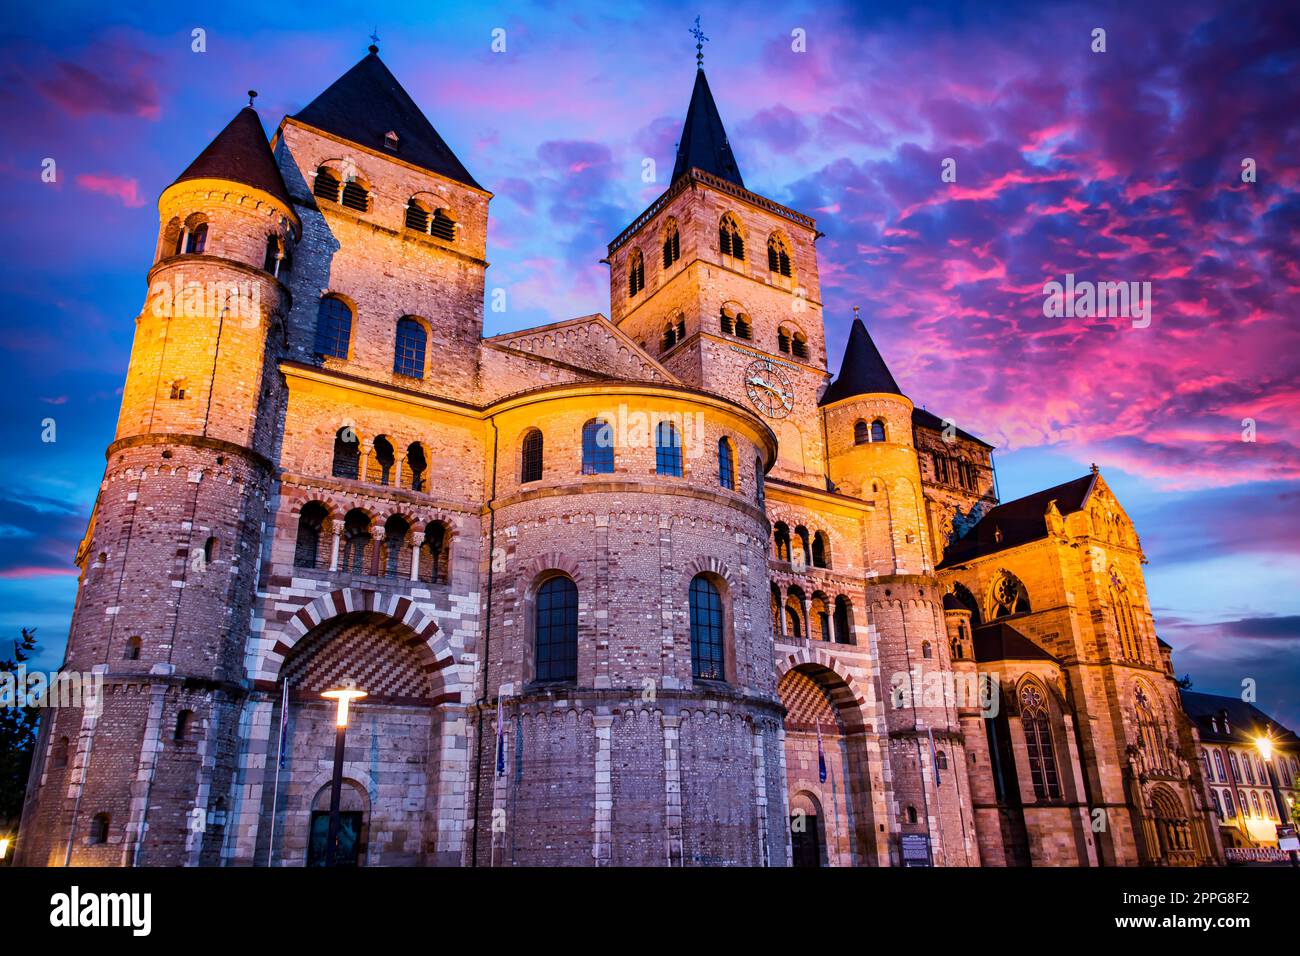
369, 28, 380, 54
690, 16, 708, 69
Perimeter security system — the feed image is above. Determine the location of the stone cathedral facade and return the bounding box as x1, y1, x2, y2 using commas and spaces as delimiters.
17, 47, 1223, 867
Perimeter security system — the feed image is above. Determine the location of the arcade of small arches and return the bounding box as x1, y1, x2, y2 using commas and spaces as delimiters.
853, 418, 887, 445
772, 585, 855, 645
331, 426, 429, 491
158, 211, 297, 281
293, 500, 454, 585
315, 161, 455, 232
771, 521, 833, 569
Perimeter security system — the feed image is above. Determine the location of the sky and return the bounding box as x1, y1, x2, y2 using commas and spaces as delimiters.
0, 0, 1296, 725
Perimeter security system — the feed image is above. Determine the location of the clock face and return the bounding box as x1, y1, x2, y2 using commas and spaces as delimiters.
743, 358, 794, 419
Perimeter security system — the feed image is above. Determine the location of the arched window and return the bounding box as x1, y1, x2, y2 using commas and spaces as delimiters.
1220, 788, 1233, 818
174, 709, 193, 742
423, 521, 448, 584
405, 198, 430, 232
1214, 750, 1226, 783
1020, 682, 1061, 799
52, 735, 69, 770
777, 328, 791, 353
430, 209, 456, 241
124, 635, 142, 661
1135, 686, 1166, 773
921, 640, 932, 659
382, 515, 409, 578
989, 571, 1031, 620
936, 750, 949, 770
263, 235, 290, 276
833, 596, 853, 645
535, 576, 578, 682
627, 249, 645, 297
810, 595, 829, 641
734, 313, 752, 340
332, 426, 360, 479
313, 166, 341, 203
394, 317, 427, 378
314, 296, 352, 359
405, 442, 428, 492
773, 522, 791, 562
905, 806, 918, 825
655, 421, 682, 477
582, 419, 614, 474
662, 219, 680, 268
719, 213, 744, 260
662, 314, 686, 350
767, 234, 792, 277
1229, 751, 1242, 782
340, 177, 370, 212
182, 222, 208, 255
755, 456, 765, 506
89, 813, 110, 845
689, 575, 725, 681
341, 509, 371, 575
854, 420, 869, 445
791, 332, 808, 360
718, 437, 735, 490
870, 419, 886, 442
295, 502, 328, 569
1250, 792, 1262, 818
521, 429, 543, 483
811, 532, 829, 568
368, 435, 395, 485
1200, 750, 1213, 782
1242, 754, 1256, 785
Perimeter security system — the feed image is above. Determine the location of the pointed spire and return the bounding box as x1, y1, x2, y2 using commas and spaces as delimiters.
171, 104, 293, 209
293, 49, 481, 190
818, 312, 904, 406
671, 66, 744, 187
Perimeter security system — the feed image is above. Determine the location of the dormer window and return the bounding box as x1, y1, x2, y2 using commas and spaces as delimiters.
384, 130, 400, 151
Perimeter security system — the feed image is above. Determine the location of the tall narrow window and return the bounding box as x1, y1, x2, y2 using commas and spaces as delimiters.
662, 220, 680, 268
332, 426, 359, 479
393, 317, 427, 378
689, 575, 725, 681
341, 510, 370, 574
89, 814, 110, 845
718, 437, 735, 490
174, 709, 193, 742
52, 736, 69, 770
295, 503, 327, 569
870, 419, 886, 443
424, 522, 447, 584
184, 222, 208, 254
124, 636, 142, 661
314, 296, 352, 359
767, 235, 791, 277
655, 422, 682, 477
1214, 751, 1226, 783
833, 596, 852, 645
791, 333, 808, 359
719, 214, 744, 260
719, 308, 735, 335
405, 442, 427, 492
627, 249, 645, 297
854, 420, 869, 445
582, 419, 614, 474
535, 576, 578, 682
812, 532, 829, 568
369, 436, 395, 485
1020, 683, 1061, 799
755, 456, 764, 506
382, 515, 408, 578
778, 329, 791, 353
521, 429, 543, 483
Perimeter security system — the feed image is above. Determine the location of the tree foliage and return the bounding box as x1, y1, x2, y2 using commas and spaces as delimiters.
0, 628, 40, 824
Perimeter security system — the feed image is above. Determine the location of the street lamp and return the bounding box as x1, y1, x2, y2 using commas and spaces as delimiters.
1254, 734, 1299, 868
321, 685, 367, 867
0, 837, 10, 863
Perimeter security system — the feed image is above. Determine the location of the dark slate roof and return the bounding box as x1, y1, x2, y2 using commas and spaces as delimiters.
292, 50, 482, 190
938, 473, 1096, 567
671, 68, 744, 187
172, 107, 293, 208
912, 407, 994, 449
973, 621, 1056, 664
1180, 691, 1299, 747
819, 317, 903, 406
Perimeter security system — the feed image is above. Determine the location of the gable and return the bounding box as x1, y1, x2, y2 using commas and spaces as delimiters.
486, 314, 680, 386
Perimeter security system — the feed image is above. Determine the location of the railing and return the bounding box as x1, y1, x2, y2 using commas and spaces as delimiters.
1226, 846, 1290, 863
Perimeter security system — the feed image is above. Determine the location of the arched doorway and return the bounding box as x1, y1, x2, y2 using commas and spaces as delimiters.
306, 779, 368, 867
776, 660, 874, 866
1150, 786, 1196, 866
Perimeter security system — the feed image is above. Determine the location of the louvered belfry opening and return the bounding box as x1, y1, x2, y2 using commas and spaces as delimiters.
313, 168, 340, 203
405, 202, 430, 232
430, 210, 456, 241
340, 179, 369, 211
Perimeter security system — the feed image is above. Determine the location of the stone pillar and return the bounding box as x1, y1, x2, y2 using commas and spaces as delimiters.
410, 531, 424, 582
662, 714, 683, 866
369, 525, 384, 577
593, 715, 613, 866
329, 520, 342, 572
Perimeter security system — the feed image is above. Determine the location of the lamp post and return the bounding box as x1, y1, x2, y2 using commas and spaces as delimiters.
0, 836, 10, 864
1254, 735, 1299, 868
320, 686, 367, 867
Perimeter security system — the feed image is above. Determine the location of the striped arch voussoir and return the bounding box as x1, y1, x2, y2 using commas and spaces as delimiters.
776, 645, 867, 731
519, 552, 581, 586
683, 555, 735, 590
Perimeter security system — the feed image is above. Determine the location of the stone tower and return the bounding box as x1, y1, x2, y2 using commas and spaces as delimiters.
16, 105, 296, 865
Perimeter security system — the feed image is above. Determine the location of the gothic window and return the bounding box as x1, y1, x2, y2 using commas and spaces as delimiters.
521, 429, 544, 483
405, 442, 427, 492
767, 234, 792, 277
718, 437, 735, 490
812, 532, 830, 568
1242, 754, 1256, 785
314, 296, 353, 359
719, 213, 745, 260
627, 249, 645, 297
1221, 788, 1233, 818
870, 419, 887, 443
341, 509, 371, 575
689, 575, 726, 681
1135, 685, 1166, 773
89, 813, 110, 845
854, 420, 869, 445
582, 419, 615, 474
174, 709, 193, 742
1214, 750, 1226, 783
952, 582, 982, 626
534, 576, 578, 682
368, 435, 396, 485
124, 635, 142, 661
313, 166, 341, 203
833, 596, 853, 645
1200, 750, 1213, 782
295, 502, 328, 569
1020, 682, 1061, 799
393, 317, 427, 379
1229, 751, 1242, 782
1110, 572, 1141, 661
655, 421, 682, 477
662, 219, 680, 268
989, 571, 1031, 620
332, 426, 359, 479
1250, 792, 1262, 818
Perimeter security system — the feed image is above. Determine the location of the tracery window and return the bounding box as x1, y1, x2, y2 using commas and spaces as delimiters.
627, 249, 645, 296
662, 219, 680, 268
989, 571, 1031, 619
1020, 682, 1061, 799
719, 213, 745, 260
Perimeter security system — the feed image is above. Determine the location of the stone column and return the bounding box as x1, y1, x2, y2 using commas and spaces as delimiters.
593, 715, 613, 865
329, 520, 342, 572
410, 531, 424, 582
369, 525, 384, 577
662, 714, 683, 866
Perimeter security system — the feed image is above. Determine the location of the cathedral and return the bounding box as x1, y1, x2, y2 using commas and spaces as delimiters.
16, 45, 1223, 867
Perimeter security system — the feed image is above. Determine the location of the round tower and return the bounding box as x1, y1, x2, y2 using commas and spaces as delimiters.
17, 104, 297, 866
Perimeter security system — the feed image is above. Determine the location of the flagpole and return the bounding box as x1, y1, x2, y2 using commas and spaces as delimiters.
266, 680, 289, 866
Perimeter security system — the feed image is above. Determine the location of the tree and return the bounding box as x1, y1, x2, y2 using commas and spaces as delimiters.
0, 629, 40, 824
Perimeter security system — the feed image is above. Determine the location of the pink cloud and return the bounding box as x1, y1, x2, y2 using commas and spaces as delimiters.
75, 173, 145, 207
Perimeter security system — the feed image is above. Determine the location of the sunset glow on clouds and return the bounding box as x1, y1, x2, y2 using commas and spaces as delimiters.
0, 0, 1295, 720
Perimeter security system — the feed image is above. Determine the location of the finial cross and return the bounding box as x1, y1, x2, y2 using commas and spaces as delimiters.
690, 16, 709, 68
